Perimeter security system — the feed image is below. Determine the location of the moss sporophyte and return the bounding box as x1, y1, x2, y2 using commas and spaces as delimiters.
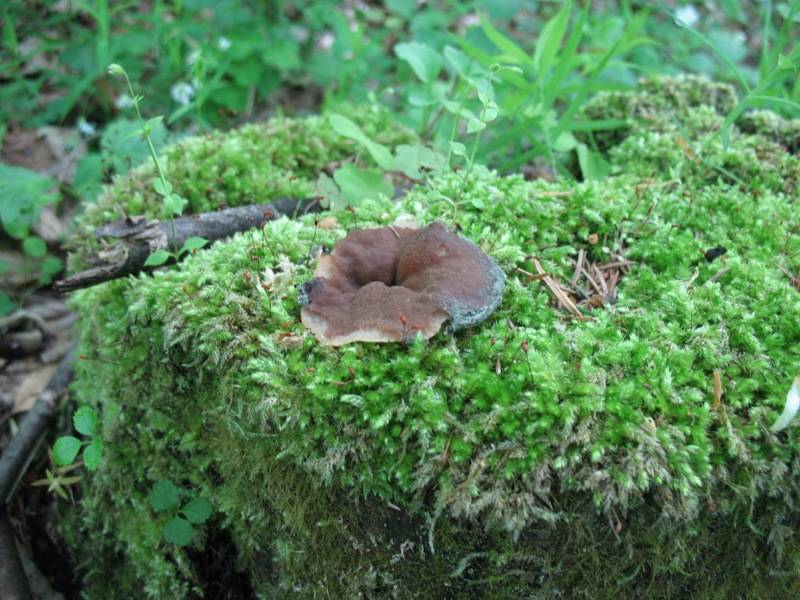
63, 77, 800, 598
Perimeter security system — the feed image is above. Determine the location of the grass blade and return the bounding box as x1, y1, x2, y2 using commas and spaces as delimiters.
480, 15, 535, 68
534, 0, 572, 75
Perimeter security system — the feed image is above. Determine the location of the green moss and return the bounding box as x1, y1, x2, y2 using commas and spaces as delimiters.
738, 110, 800, 153
64, 83, 800, 598
70, 106, 414, 263
582, 74, 737, 150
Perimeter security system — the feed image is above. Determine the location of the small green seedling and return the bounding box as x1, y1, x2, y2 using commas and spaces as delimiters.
107, 63, 207, 265
143, 236, 209, 268
31, 449, 83, 501
320, 113, 444, 209
149, 478, 213, 546
52, 406, 103, 471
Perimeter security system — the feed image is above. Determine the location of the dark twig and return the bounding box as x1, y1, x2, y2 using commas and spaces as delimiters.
53, 198, 320, 294
0, 352, 75, 504
0, 511, 32, 600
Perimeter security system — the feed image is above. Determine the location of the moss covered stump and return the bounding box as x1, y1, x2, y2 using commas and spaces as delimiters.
63, 79, 800, 598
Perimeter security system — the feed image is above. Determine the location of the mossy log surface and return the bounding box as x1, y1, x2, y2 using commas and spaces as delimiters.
63, 79, 800, 598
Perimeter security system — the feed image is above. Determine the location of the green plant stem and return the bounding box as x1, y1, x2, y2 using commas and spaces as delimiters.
468, 130, 483, 171
121, 72, 168, 186
118, 68, 178, 242
420, 82, 434, 133
445, 114, 459, 170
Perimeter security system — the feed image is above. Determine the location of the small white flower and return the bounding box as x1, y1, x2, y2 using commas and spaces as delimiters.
115, 93, 134, 109
186, 48, 201, 66
217, 36, 231, 51
316, 32, 335, 51
77, 118, 96, 137
675, 5, 700, 27
461, 13, 480, 28
170, 81, 195, 106
290, 26, 310, 43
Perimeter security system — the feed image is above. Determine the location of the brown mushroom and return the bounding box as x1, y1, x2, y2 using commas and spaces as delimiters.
299, 221, 505, 345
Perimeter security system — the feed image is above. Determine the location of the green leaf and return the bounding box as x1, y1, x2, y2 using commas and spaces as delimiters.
260, 34, 301, 71
149, 479, 181, 512
209, 85, 249, 112
22, 236, 47, 258
181, 497, 213, 524
386, 0, 415, 17
101, 119, 168, 175
73, 406, 97, 436
443, 45, 474, 79
466, 118, 486, 134
142, 116, 165, 136
53, 436, 82, 466
394, 42, 442, 83
144, 250, 172, 267
332, 165, 393, 205
328, 114, 394, 170
163, 194, 187, 217
449, 141, 467, 157
393, 144, 445, 180
153, 179, 173, 197
533, 0, 572, 74
0, 164, 58, 239
553, 131, 578, 152
480, 16, 533, 67
41, 256, 63, 278
82, 437, 103, 471
180, 237, 208, 256
0, 292, 15, 317
72, 153, 103, 202
576, 143, 611, 180
231, 57, 263, 87
162, 516, 194, 546
315, 173, 343, 210
475, 79, 495, 106
407, 90, 439, 107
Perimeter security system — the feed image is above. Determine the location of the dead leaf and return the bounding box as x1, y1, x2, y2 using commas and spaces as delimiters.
13, 364, 57, 414
1, 125, 86, 183
275, 332, 304, 349
712, 370, 723, 410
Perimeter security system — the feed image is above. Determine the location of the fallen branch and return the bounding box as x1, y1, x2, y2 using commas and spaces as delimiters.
53, 198, 319, 293
0, 512, 32, 600
0, 352, 75, 504
780, 266, 800, 292
531, 258, 588, 320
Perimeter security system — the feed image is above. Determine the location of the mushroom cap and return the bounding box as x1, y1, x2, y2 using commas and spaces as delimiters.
300, 221, 505, 345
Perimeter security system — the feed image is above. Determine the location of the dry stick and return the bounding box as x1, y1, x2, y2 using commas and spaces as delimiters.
570, 249, 586, 286
712, 370, 723, 410
531, 258, 587, 320
0, 352, 75, 504
0, 511, 32, 600
779, 266, 800, 291
535, 190, 573, 197
706, 268, 731, 285
597, 260, 635, 271
593, 264, 609, 297
515, 267, 549, 281
52, 198, 320, 294
0, 353, 74, 600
